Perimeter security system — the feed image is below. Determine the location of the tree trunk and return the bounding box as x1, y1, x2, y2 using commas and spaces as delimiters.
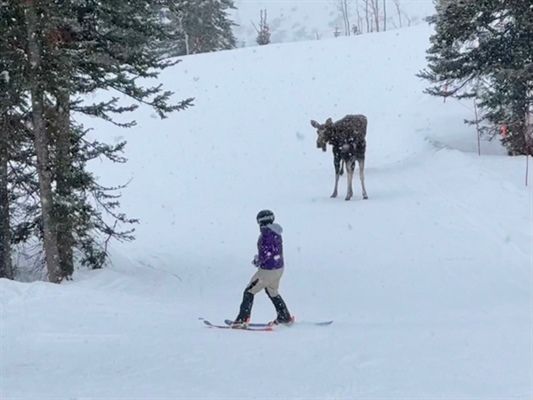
343, 0, 351, 36
393, 0, 402, 29
372, 0, 380, 32
24, 0, 62, 283
364, 0, 370, 33
177, 12, 189, 55
0, 114, 13, 279
383, 0, 387, 31
355, 0, 362, 34
54, 92, 74, 279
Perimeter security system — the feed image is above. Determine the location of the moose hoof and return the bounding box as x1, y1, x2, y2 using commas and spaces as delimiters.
363, 195, 369, 200
330, 193, 337, 198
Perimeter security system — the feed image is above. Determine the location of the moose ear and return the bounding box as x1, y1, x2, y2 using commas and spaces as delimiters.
325, 118, 333, 126
310, 119, 320, 128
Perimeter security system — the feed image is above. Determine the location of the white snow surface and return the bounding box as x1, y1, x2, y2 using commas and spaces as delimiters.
2, 23, 533, 399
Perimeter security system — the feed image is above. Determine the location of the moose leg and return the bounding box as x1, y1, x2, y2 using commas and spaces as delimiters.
358, 159, 368, 199
331, 152, 341, 198
345, 159, 355, 201
331, 172, 340, 198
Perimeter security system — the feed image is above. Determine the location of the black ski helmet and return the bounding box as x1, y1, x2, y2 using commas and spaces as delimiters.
256, 209, 275, 226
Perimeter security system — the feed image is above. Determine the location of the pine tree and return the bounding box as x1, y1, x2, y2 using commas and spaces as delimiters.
254, 9, 270, 45
47, 0, 193, 279
0, 1, 28, 279
477, 71, 532, 155
418, 0, 533, 155
159, 0, 237, 57
5, 0, 194, 282
0, 83, 14, 279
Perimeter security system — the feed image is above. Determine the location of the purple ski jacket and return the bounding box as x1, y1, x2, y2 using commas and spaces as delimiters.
256, 223, 284, 270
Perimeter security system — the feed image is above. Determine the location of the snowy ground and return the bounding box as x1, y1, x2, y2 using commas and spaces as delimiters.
1, 23, 532, 399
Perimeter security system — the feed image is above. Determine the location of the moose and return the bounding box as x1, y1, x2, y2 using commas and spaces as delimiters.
310, 114, 368, 201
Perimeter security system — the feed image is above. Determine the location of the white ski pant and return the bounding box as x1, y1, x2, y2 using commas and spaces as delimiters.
245, 267, 284, 297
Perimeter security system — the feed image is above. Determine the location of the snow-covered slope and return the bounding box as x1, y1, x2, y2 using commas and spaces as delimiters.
231, 0, 436, 45
1, 23, 532, 399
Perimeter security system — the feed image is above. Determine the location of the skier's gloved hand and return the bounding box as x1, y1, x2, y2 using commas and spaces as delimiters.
252, 255, 259, 267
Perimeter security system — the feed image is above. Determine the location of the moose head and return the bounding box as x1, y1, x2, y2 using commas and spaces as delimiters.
310, 118, 334, 152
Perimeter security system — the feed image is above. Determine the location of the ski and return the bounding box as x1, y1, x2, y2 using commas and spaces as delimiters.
202, 319, 273, 331
224, 318, 333, 327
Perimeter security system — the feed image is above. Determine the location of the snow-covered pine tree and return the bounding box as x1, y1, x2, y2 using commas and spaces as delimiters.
479, 1, 533, 155
7, 0, 194, 282
477, 70, 532, 156
418, 0, 533, 156
0, 2, 44, 281
0, 2, 29, 280
53, 0, 193, 280
159, 0, 237, 57
0, 90, 11, 279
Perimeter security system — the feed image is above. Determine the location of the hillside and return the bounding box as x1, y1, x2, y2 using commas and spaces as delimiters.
1, 23, 532, 399
231, 0, 436, 45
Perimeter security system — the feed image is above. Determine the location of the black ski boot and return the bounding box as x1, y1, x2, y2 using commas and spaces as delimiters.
231, 291, 254, 328
267, 293, 293, 326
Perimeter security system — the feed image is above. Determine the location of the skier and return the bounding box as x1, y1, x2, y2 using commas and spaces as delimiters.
230, 209, 294, 328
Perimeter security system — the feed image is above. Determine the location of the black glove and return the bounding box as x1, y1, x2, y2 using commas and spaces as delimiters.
251, 255, 259, 267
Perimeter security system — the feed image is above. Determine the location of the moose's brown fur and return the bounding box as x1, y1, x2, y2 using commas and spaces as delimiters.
310, 114, 368, 200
